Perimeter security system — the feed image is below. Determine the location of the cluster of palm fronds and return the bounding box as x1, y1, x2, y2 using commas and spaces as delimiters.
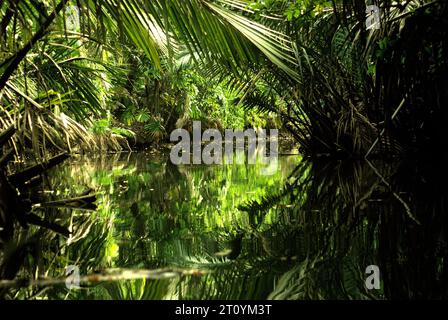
225, 0, 447, 160
1, 0, 447, 158
1, 0, 448, 300
0, 0, 298, 154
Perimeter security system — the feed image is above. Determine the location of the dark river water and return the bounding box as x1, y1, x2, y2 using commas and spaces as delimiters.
2, 150, 447, 299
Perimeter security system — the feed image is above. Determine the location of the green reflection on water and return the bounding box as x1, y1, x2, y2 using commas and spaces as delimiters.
3, 150, 446, 300
30, 151, 301, 299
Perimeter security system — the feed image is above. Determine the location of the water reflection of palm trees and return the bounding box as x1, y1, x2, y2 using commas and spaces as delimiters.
2, 149, 446, 299
243, 157, 448, 299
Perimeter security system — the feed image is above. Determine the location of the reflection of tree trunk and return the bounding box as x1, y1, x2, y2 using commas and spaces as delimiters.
130, 202, 146, 239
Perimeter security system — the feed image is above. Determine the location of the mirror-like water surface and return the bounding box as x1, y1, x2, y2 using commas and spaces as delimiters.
2, 150, 447, 300
7, 151, 305, 299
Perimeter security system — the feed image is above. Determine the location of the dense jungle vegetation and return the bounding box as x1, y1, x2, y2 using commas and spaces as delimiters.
1, 0, 448, 300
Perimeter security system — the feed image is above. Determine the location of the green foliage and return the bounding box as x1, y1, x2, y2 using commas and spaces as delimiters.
91, 118, 134, 138
2, 0, 448, 301
0, 0, 293, 153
